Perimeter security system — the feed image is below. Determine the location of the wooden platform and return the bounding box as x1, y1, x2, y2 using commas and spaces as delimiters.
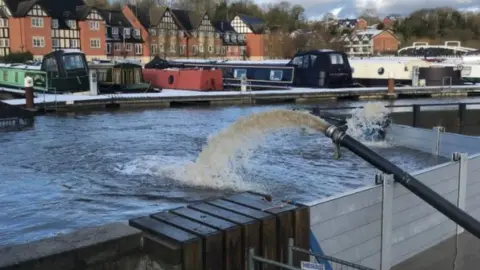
392, 231, 480, 270
2, 86, 480, 112
129, 191, 310, 270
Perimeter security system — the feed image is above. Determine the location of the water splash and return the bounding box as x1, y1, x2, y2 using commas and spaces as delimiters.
345, 102, 391, 147
170, 109, 330, 189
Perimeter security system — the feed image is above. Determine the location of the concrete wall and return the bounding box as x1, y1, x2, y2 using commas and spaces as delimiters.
308, 126, 480, 270
0, 222, 164, 270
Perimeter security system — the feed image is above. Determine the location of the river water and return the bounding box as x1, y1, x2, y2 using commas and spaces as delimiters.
0, 103, 450, 246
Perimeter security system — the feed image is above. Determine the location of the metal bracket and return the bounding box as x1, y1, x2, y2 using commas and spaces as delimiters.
452, 152, 462, 162
375, 173, 395, 185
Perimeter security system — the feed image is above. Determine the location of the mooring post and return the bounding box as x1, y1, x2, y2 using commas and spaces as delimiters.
24, 76, 34, 109
458, 103, 467, 134
412, 104, 420, 127
287, 238, 294, 266
387, 72, 395, 94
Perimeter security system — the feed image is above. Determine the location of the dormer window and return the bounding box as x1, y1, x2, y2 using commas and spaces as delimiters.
124, 28, 131, 36
67, 20, 76, 29
231, 35, 237, 42
225, 34, 230, 41
134, 29, 140, 37
112, 27, 118, 35
215, 33, 220, 38
52, 19, 58, 29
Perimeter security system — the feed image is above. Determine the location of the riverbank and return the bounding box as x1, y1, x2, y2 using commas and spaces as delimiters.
2, 85, 480, 112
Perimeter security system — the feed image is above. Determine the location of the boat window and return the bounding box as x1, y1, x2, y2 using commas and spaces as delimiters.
62, 54, 86, 70
301, 56, 309, 68
329, 53, 344, 65
310, 55, 318, 66
291, 56, 303, 67
45, 57, 58, 72
269, 70, 283, 81
233, 68, 247, 79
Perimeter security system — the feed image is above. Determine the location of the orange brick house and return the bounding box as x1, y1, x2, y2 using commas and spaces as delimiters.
2, 0, 106, 60
230, 14, 265, 60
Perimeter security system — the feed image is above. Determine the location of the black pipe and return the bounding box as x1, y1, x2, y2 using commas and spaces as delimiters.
325, 126, 480, 239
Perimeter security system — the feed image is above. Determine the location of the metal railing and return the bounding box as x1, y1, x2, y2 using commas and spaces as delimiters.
248, 238, 375, 270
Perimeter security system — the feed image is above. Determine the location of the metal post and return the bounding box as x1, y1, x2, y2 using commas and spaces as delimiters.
432, 126, 445, 156
412, 105, 420, 127
454, 152, 468, 235
248, 248, 255, 270
381, 174, 394, 270
288, 238, 294, 266
458, 103, 467, 134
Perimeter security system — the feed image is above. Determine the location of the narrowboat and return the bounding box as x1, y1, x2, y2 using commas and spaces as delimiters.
88, 60, 156, 94
170, 50, 354, 89
0, 49, 90, 94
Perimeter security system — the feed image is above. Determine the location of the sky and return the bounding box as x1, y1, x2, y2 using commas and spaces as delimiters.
253, 0, 480, 20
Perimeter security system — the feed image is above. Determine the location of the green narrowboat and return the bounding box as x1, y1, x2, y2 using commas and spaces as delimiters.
0, 49, 90, 94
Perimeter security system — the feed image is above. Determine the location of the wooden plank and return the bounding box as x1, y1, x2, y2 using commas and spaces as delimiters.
189, 203, 261, 270
172, 207, 243, 270
152, 211, 222, 270
129, 216, 202, 270
224, 192, 297, 264
208, 198, 277, 270
292, 206, 310, 266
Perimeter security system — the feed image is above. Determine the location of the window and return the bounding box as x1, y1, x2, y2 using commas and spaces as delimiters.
215, 46, 220, 55
199, 45, 204, 53
52, 39, 59, 48
125, 43, 132, 51
124, 28, 131, 36
67, 20, 76, 29
44, 57, 58, 72
106, 43, 111, 54
51, 19, 58, 29
291, 56, 303, 67
208, 45, 213, 53
159, 44, 164, 52
62, 54, 86, 70
150, 44, 157, 55
329, 53, 344, 65
32, 36, 45, 47
169, 42, 176, 52
114, 43, 120, 51
70, 39, 79, 48
0, 19, 8, 27
270, 70, 283, 81
159, 29, 165, 35
135, 44, 142, 55
233, 69, 247, 79
192, 45, 198, 54
225, 34, 230, 41
179, 45, 185, 55
134, 29, 140, 37
31, 17, 44, 28
0, 38, 7, 47
89, 21, 99, 30
192, 31, 197, 38
149, 28, 156, 35
90, 38, 100, 48
169, 30, 175, 36
221, 46, 226, 55
112, 27, 118, 35
208, 32, 214, 38
215, 33, 220, 38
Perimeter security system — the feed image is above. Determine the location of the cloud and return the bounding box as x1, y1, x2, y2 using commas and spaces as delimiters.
254, 0, 480, 20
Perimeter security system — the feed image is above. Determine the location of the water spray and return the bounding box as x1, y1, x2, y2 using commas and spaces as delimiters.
324, 124, 480, 239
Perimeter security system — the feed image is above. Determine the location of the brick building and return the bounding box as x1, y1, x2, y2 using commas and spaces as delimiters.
2, 0, 106, 60
0, 0, 264, 61
98, 8, 144, 61
334, 29, 400, 56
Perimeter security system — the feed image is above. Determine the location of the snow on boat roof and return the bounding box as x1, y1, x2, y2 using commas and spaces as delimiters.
0, 63, 41, 70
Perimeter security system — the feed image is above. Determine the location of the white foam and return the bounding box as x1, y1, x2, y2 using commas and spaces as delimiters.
346, 102, 391, 147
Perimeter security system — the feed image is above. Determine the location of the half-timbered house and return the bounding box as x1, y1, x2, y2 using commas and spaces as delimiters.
230, 14, 267, 60
213, 20, 246, 59
98, 9, 143, 60
0, 0, 10, 56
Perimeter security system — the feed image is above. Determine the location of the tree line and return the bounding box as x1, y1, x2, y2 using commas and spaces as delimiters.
84, 1, 480, 57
